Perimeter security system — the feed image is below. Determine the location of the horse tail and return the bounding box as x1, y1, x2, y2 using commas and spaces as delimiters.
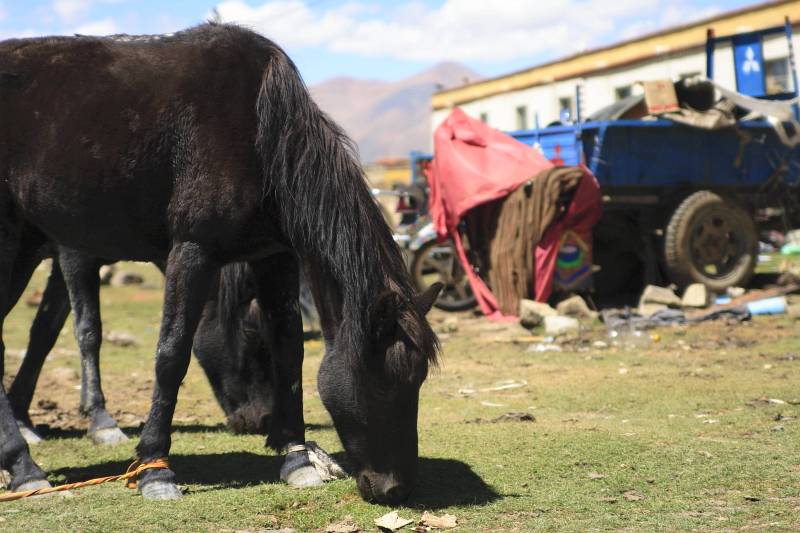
254, 46, 409, 312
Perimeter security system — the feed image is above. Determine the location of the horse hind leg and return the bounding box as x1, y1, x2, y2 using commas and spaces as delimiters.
136, 242, 217, 500
8, 260, 71, 445
0, 220, 50, 491
58, 249, 128, 445
249, 254, 322, 488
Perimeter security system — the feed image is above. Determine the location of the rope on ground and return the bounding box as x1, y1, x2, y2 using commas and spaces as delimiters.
0, 458, 170, 502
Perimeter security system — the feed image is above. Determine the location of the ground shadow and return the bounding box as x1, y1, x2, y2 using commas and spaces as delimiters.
35, 422, 231, 440
408, 457, 500, 509
49, 453, 499, 505
36, 421, 333, 440
51, 452, 284, 490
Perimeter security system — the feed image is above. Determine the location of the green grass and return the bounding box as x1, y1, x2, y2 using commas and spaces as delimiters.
1, 263, 799, 531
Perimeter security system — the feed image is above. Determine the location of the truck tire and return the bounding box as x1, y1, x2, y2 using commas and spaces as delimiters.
664, 191, 757, 292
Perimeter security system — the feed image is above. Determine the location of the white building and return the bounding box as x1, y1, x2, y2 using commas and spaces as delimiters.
431, 0, 800, 132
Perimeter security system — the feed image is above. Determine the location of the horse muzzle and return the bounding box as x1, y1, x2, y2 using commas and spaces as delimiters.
356, 469, 412, 504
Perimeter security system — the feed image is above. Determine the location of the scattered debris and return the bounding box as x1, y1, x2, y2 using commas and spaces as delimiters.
442, 317, 459, 333
587, 472, 605, 480
492, 412, 535, 423
419, 511, 457, 529
543, 315, 579, 335
110, 270, 145, 287
638, 303, 668, 317
37, 399, 58, 411
727, 286, 746, 298
325, 515, 359, 533
527, 343, 563, 352
467, 412, 536, 424
592, 340, 608, 349
98, 264, 116, 285
746, 296, 786, 316
480, 380, 527, 392
25, 288, 43, 307
374, 511, 413, 532
681, 283, 709, 308
622, 490, 645, 501
103, 330, 139, 347
743, 495, 761, 502
479, 401, 505, 408
519, 299, 557, 328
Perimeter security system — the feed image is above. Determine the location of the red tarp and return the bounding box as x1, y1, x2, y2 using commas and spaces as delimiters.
427, 108, 602, 319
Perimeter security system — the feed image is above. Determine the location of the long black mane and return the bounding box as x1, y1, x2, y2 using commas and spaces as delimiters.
242, 26, 437, 368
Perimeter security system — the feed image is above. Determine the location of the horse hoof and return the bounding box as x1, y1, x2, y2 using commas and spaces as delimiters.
283, 465, 324, 488
17, 423, 44, 445
14, 479, 70, 498
280, 450, 324, 488
139, 480, 183, 500
90, 427, 129, 445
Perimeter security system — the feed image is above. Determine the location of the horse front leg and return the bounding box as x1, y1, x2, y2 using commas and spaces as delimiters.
8, 261, 71, 444
136, 242, 216, 500
59, 249, 128, 445
250, 253, 322, 488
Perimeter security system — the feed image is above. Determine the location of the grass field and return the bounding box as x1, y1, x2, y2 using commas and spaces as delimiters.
0, 262, 798, 532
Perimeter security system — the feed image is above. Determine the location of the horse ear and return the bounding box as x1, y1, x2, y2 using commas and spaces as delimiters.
415, 282, 443, 315
370, 290, 402, 343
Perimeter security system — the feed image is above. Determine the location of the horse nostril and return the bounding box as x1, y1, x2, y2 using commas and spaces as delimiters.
376, 476, 410, 504
383, 482, 410, 504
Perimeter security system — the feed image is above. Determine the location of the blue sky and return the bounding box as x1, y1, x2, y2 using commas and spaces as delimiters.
0, 1, 757, 85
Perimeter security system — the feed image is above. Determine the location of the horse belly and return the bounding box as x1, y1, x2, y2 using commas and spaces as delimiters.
11, 172, 172, 260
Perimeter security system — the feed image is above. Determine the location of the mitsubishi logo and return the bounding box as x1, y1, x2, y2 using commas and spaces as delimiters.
742, 46, 761, 74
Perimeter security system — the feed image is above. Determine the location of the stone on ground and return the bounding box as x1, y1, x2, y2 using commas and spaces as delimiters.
519, 299, 557, 328
639, 284, 682, 308
681, 283, 709, 308
543, 315, 579, 335
556, 294, 598, 320
110, 270, 145, 287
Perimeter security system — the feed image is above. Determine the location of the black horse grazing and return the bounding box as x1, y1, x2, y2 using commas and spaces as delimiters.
9, 250, 328, 490
0, 24, 440, 503
8, 255, 276, 445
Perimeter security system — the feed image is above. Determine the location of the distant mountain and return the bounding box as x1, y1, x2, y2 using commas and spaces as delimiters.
310, 62, 481, 163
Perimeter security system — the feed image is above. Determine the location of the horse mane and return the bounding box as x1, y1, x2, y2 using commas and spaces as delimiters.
217, 262, 257, 334
249, 25, 439, 372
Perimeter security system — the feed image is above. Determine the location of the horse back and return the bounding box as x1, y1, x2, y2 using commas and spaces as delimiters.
0, 25, 278, 261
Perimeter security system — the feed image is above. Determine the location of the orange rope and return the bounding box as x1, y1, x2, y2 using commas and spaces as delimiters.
0, 458, 170, 502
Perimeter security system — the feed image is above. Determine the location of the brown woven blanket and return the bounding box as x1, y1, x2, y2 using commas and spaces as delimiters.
465, 166, 584, 315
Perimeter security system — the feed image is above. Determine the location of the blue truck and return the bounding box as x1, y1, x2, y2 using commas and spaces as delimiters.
405, 19, 800, 305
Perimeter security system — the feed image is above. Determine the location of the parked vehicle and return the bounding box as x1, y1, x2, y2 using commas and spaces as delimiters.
412, 20, 800, 299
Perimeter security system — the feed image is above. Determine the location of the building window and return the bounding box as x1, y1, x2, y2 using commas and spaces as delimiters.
515, 106, 528, 130
765, 57, 792, 94
615, 85, 633, 100
558, 96, 573, 122
479, 112, 489, 124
